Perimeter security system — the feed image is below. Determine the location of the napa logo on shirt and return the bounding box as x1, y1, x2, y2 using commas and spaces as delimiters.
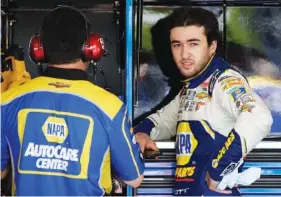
21, 117, 77, 172
17, 109, 94, 179
176, 122, 198, 165
42, 116, 68, 144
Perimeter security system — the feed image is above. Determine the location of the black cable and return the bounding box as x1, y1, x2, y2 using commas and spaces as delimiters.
91, 64, 108, 89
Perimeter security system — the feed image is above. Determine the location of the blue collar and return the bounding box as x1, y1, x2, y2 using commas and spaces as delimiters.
184, 56, 230, 88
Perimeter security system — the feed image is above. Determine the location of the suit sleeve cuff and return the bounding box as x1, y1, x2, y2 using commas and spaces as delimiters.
133, 118, 156, 136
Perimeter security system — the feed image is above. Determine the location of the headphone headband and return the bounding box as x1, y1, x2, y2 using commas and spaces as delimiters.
54, 5, 90, 33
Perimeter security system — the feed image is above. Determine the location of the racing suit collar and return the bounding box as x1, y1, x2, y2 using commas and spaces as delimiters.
183, 55, 227, 88
43, 66, 89, 81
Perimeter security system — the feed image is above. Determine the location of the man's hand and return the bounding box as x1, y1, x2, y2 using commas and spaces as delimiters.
205, 171, 232, 194
135, 132, 158, 153
1, 168, 9, 180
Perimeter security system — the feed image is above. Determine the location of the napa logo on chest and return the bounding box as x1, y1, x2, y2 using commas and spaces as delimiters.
42, 116, 68, 144
177, 133, 192, 155
176, 122, 198, 165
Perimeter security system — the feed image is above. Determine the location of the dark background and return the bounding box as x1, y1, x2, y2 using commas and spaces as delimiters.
3, 0, 125, 96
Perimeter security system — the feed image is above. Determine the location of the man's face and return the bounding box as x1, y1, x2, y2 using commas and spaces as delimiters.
170, 25, 217, 78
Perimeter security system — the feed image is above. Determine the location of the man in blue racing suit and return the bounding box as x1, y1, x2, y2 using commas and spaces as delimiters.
134, 7, 273, 196
1, 6, 144, 196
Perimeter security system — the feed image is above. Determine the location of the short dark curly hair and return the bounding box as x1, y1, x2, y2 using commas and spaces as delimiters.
168, 7, 220, 46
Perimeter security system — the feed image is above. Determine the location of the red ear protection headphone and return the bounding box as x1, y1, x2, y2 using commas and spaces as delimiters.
29, 5, 107, 65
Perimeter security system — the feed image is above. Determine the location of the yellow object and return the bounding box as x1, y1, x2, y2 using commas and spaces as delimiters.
1, 54, 31, 92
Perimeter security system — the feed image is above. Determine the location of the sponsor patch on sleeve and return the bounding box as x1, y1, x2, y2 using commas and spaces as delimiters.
235, 93, 256, 112
227, 87, 247, 102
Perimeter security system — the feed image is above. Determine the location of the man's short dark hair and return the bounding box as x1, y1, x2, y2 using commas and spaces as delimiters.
168, 7, 220, 45
40, 7, 88, 65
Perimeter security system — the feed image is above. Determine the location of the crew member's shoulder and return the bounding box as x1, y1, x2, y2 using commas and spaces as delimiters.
1, 77, 40, 105
90, 82, 122, 103
81, 81, 124, 119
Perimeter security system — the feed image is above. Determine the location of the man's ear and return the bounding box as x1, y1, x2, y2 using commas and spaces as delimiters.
209, 40, 217, 55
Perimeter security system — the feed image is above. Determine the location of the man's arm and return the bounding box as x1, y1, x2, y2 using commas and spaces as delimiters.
108, 104, 145, 188
134, 90, 182, 141
207, 69, 273, 182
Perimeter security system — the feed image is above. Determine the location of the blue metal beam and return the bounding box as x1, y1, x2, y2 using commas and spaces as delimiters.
125, 0, 133, 195
125, 0, 133, 121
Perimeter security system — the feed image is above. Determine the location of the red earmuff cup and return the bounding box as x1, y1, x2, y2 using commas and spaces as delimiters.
83, 32, 105, 62
29, 35, 45, 64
